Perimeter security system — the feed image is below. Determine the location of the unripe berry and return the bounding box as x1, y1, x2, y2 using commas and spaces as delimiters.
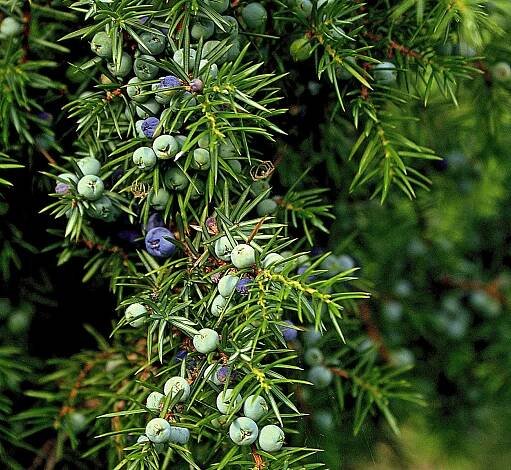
308, 365, 333, 388
90, 196, 117, 222
227, 159, 242, 173
303, 329, 322, 346
139, 32, 166, 55
107, 52, 133, 78
224, 38, 241, 62
146, 391, 164, 411
125, 303, 147, 327
136, 99, 161, 119
373, 62, 397, 84
164, 376, 190, 401
217, 16, 239, 36
218, 140, 236, 158
145, 227, 176, 258
261, 253, 285, 271
192, 148, 210, 170
67, 412, 87, 433
257, 198, 277, 216
242, 3, 267, 30
192, 18, 215, 40
173, 48, 197, 68
145, 418, 171, 443
202, 40, 221, 59
134, 54, 160, 80
169, 426, 190, 444
231, 244, 256, 268
229, 417, 259, 445
91, 31, 112, 58
304, 347, 324, 366
296, 0, 313, 16
258, 424, 285, 452
164, 167, 189, 191
290, 38, 312, 62
150, 188, 170, 211
217, 388, 242, 413
205, 0, 230, 13
218, 275, 240, 298
250, 179, 270, 196
133, 147, 157, 170
77, 175, 104, 201
491, 61, 511, 82
382, 300, 403, 322
243, 395, 268, 421
77, 157, 101, 176
153, 135, 179, 160
127, 77, 149, 103
211, 294, 229, 316
0, 17, 22, 37
193, 328, 220, 353
214, 236, 236, 261
189, 178, 205, 200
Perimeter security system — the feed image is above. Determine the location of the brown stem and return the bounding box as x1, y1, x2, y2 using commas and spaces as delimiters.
359, 302, 391, 362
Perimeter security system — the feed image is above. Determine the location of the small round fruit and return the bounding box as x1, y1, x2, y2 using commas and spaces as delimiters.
137, 435, 149, 444
192, 148, 210, 170
189, 179, 205, 200
243, 395, 268, 421
235, 277, 252, 295
193, 328, 220, 353
258, 424, 285, 452
280, 320, 298, 341
205, 0, 229, 13
67, 412, 87, 433
107, 52, 133, 78
145, 227, 176, 258
77, 157, 101, 176
242, 3, 267, 30
202, 40, 221, 59
164, 376, 191, 401
146, 391, 164, 411
218, 275, 240, 298
127, 77, 148, 103
164, 167, 189, 191
136, 99, 160, 119
211, 294, 229, 316
308, 365, 333, 388
134, 54, 159, 80
231, 244, 256, 269
205, 364, 222, 385
219, 141, 237, 158
214, 236, 236, 261
373, 62, 397, 84
191, 18, 215, 40
217, 16, 239, 36
145, 418, 171, 443
227, 159, 242, 173
290, 38, 312, 62
138, 32, 166, 55
303, 329, 322, 346
77, 175, 104, 201
153, 135, 179, 160
133, 147, 157, 170
173, 48, 197, 68
169, 426, 190, 444
125, 303, 147, 327
141, 117, 160, 138
229, 417, 259, 445
257, 198, 277, 216
261, 253, 285, 271
296, 0, 312, 16
150, 188, 170, 211
217, 389, 242, 413
0, 17, 22, 37
492, 61, 511, 82
304, 347, 324, 366
250, 179, 270, 195
91, 31, 112, 58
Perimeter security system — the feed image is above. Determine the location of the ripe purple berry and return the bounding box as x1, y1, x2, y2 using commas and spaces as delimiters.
145, 227, 176, 258
236, 277, 252, 295
141, 117, 160, 138
280, 320, 298, 341
190, 78, 204, 93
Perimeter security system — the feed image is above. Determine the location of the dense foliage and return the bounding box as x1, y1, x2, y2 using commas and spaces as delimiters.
1, 0, 510, 468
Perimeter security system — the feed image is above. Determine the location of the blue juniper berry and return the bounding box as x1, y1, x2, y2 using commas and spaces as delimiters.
141, 117, 160, 138
145, 227, 176, 258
